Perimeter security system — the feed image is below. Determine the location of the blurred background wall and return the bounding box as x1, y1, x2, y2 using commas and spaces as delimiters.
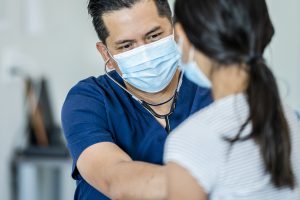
0, 0, 101, 199
0, 0, 299, 199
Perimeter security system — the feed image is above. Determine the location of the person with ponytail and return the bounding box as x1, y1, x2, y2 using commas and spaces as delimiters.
164, 0, 300, 199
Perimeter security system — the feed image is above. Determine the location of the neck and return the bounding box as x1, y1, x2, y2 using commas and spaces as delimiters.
125, 70, 180, 115
212, 66, 249, 100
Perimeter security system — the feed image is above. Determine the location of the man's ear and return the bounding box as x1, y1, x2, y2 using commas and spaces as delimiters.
96, 42, 115, 69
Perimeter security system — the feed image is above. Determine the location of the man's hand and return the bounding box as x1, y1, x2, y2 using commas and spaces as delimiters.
77, 142, 167, 200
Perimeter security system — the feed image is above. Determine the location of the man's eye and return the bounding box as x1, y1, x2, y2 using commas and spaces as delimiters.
149, 33, 162, 41
123, 44, 131, 49
119, 44, 132, 51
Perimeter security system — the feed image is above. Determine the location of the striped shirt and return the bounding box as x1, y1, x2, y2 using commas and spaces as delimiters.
164, 94, 300, 200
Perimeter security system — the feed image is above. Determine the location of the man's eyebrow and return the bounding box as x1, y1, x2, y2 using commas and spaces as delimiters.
145, 26, 162, 37
115, 39, 135, 45
114, 26, 162, 45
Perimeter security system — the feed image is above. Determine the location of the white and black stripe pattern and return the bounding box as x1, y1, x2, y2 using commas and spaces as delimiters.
164, 94, 300, 200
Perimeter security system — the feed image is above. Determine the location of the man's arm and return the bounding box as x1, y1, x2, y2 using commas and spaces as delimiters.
166, 162, 206, 200
77, 142, 167, 200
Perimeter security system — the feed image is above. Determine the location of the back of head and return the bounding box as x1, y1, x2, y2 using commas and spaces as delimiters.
88, 0, 172, 44
175, 0, 273, 64
175, 0, 295, 189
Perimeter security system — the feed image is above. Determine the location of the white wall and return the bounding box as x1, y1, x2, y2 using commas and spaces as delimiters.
266, 0, 300, 111
0, 0, 102, 199
0, 0, 299, 199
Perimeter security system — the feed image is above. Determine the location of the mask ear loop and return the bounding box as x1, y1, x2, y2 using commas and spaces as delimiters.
104, 58, 142, 103
177, 37, 184, 52
177, 36, 195, 68
103, 47, 142, 102
177, 37, 184, 71
189, 46, 195, 63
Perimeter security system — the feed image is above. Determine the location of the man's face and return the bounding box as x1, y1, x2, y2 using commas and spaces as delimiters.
97, 0, 173, 70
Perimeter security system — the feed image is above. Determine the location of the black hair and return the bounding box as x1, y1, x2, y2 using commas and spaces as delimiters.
175, 0, 295, 189
88, 0, 172, 44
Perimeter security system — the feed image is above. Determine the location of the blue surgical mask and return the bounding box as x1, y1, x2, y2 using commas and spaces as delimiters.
177, 39, 212, 89
109, 35, 180, 93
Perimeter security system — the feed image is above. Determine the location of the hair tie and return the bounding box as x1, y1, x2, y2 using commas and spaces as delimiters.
246, 54, 264, 65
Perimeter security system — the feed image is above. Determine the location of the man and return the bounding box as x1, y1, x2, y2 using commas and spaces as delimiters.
61, 0, 212, 199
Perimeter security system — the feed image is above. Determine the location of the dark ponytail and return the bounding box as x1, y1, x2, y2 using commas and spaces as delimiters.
239, 56, 295, 189
175, 0, 296, 189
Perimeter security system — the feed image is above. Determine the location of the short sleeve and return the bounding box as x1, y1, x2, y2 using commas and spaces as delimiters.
164, 115, 224, 193
61, 79, 114, 179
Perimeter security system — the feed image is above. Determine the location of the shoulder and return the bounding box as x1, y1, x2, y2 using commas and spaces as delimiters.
166, 94, 249, 152
67, 77, 101, 97
61, 74, 117, 144
64, 71, 122, 102
61, 73, 115, 123
165, 101, 226, 159
68, 73, 114, 95
167, 109, 221, 147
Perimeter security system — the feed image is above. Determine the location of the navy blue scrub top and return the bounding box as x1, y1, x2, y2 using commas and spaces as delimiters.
61, 70, 212, 200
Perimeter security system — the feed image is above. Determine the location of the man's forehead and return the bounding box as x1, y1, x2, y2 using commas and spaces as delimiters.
102, 0, 171, 44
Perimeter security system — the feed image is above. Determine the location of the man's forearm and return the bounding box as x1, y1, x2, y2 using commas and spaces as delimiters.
105, 161, 167, 200
166, 163, 206, 200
